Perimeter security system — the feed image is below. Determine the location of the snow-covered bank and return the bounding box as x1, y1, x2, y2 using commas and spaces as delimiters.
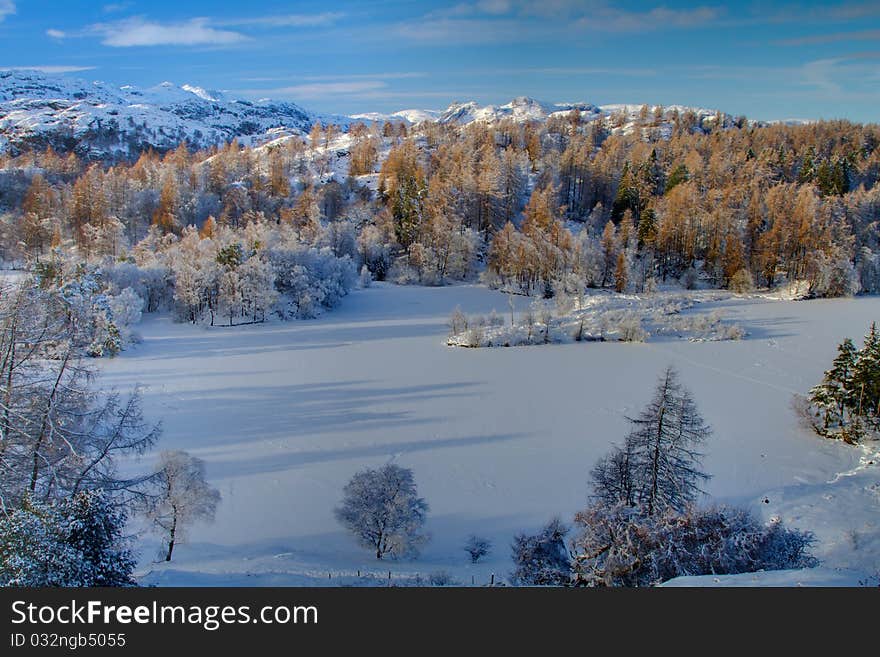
97, 284, 880, 586
447, 290, 746, 347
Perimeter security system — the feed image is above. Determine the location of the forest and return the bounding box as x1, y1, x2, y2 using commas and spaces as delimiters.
0, 107, 877, 343
1, 103, 879, 587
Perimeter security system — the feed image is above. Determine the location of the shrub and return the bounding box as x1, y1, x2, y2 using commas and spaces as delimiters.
729, 268, 754, 294
571, 503, 816, 587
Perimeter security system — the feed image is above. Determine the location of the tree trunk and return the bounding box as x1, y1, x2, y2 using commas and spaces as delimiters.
166, 513, 178, 562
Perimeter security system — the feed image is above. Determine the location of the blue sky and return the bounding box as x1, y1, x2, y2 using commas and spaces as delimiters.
0, 1, 878, 122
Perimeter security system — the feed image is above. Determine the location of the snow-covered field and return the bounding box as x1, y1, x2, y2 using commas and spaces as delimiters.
98, 284, 880, 586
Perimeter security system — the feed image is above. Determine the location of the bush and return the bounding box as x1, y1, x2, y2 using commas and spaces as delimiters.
510, 518, 571, 586
729, 268, 754, 294
428, 570, 459, 586
464, 535, 492, 563
680, 266, 699, 290
571, 503, 816, 587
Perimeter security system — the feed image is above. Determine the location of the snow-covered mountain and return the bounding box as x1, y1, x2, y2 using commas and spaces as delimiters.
437, 96, 603, 125
0, 70, 741, 160
0, 70, 349, 159
349, 108, 442, 124
350, 96, 734, 136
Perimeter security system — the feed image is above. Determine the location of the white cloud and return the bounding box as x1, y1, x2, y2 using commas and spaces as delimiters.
217, 13, 344, 28
0, 65, 96, 74
0, 0, 15, 23
250, 81, 389, 99
303, 72, 425, 81
91, 17, 248, 47
778, 29, 880, 46
397, 2, 722, 44
573, 4, 722, 32
46, 29, 67, 39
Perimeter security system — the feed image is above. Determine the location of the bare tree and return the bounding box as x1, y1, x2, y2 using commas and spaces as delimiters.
463, 535, 492, 563
334, 463, 429, 559
0, 280, 159, 509
591, 366, 711, 515
147, 450, 220, 562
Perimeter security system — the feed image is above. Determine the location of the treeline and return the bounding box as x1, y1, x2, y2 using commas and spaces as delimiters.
1, 109, 879, 300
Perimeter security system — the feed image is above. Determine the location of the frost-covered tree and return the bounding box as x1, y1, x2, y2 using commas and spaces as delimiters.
238, 255, 277, 322
217, 269, 242, 326
590, 441, 636, 507
0, 280, 159, 507
510, 518, 571, 586
463, 535, 492, 563
359, 264, 372, 288
334, 463, 429, 559
591, 366, 711, 515
448, 306, 467, 337
0, 491, 136, 587
147, 451, 220, 562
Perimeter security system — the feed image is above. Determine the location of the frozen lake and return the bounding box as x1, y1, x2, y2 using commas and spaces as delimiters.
99, 284, 880, 585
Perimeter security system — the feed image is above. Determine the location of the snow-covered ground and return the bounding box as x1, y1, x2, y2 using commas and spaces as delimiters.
98, 284, 880, 586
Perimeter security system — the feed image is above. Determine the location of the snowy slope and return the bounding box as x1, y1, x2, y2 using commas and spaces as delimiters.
436, 96, 603, 125
97, 284, 880, 586
349, 109, 442, 124
1, 69, 742, 160
355, 96, 730, 137
0, 70, 349, 158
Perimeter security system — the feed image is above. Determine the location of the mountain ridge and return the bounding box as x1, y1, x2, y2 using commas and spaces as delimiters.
0, 69, 789, 160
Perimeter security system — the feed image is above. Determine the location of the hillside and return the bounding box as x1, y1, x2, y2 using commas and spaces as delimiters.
0, 70, 348, 159
0, 70, 740, 161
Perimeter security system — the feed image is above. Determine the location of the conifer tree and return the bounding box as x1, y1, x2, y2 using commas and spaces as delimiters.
809, 338, 858, 438
591, 367, 711, 515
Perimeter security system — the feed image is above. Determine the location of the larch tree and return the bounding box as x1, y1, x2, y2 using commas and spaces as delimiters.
591, 367, 711, 515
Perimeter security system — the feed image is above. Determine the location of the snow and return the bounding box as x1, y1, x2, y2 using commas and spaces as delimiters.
436, 97, 602, 125
96, 283, 880, 586
0, 69, 350, 156
349, 109, 442, 125
1, 70, 745, 159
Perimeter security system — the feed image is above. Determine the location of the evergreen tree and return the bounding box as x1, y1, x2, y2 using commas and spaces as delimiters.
809, 337, 858, 438
664, 163, 688, 194
0, 491, 136, 587
854, 323, 880, 425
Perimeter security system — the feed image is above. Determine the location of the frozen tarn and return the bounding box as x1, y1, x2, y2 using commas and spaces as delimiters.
96, 284, 880, 586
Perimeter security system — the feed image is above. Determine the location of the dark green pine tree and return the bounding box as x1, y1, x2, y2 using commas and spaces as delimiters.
392, 175, 423, 249
798, 148, 816, 184
664, 163, 688, 195
611, 163, 640, 223
637, 207, 657, 251
809, 337, 858, 440
853, 322, 880, 426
